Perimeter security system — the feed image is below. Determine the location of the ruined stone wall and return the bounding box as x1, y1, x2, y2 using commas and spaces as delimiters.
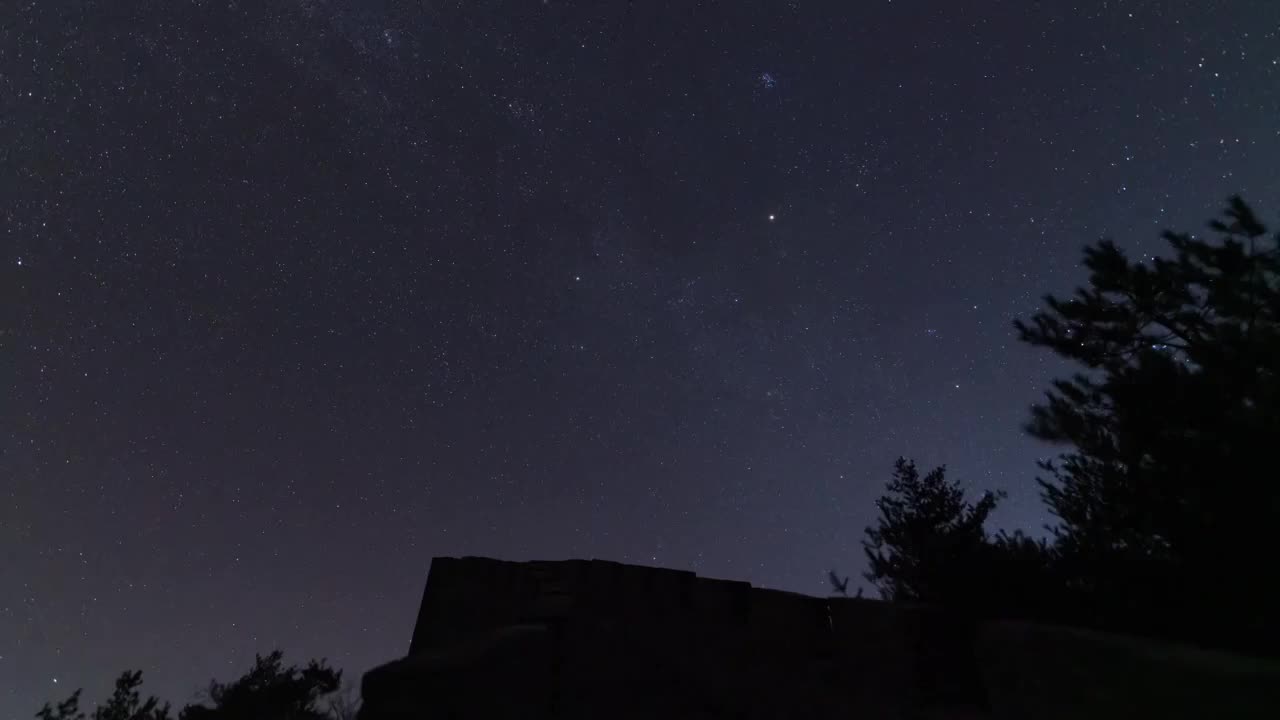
364, 556, 1280, 719
409, 556, 829, 654
389, 556, 975, 718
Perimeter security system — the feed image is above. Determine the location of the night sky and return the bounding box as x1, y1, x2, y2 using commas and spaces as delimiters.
4, 0, 1279, 713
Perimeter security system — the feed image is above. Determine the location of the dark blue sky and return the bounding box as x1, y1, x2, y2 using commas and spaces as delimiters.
5, 0, 1279, 714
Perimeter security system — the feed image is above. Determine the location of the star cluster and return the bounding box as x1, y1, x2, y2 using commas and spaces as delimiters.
4, 0, 1280, 713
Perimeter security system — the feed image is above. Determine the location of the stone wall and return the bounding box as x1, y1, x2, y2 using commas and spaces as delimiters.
362, 556, 1280, 719
370, 556, 980, 718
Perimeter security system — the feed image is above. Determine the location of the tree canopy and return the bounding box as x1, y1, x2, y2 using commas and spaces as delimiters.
37, 653, 347, 720
36, 672, 170, 720
1016, 196, 1280, 648
862, 457, 1001, 607
180, 652, 342, 720
858, 197, 1280, 654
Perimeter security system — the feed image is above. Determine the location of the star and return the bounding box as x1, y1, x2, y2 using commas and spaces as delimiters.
768, 214, 776, 222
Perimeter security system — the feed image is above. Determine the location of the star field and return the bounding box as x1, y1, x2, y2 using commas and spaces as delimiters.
4, 0, 1280, 714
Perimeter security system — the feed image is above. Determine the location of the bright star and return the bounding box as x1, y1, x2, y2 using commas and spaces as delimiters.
768, 214, 776, 222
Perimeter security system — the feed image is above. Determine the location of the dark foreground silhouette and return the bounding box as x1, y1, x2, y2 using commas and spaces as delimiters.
854, 197, 1280, 658
359, 555, 1280, 719
37, 653, 353, 720
36, 555, 1280, 719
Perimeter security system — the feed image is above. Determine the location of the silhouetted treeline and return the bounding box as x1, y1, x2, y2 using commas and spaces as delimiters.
36, 652, 356, 720
855, 197, 1280, 657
